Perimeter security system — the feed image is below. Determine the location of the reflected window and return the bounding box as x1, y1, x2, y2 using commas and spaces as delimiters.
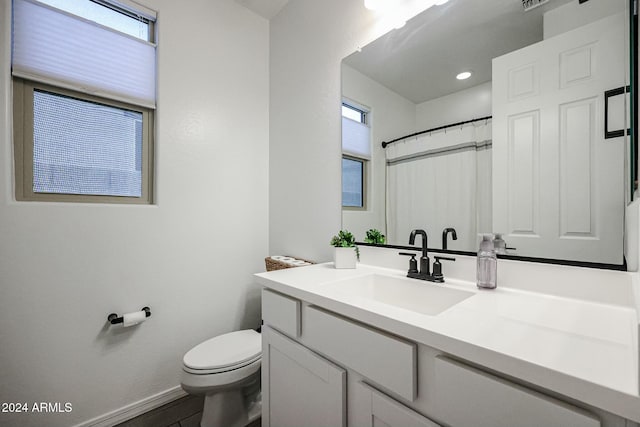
342, 103, 367, 123
342, 100, 370, 209
342, 157, 364, 207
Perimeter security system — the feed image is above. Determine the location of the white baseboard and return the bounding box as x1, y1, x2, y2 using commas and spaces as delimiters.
72, 386, 188, 427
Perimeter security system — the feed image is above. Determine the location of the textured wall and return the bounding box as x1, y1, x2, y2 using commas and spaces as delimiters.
268, 0, 408, 261
341, 64, 416, 242
0, 0, 269, 425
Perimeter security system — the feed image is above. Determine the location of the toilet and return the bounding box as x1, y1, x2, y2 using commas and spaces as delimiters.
181, 329, 262, 427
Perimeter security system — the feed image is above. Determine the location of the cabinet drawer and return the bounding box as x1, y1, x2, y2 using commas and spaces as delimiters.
353, 382, 441, 427
262, 289, 300, 338
304, 306, 417, 401
434, 356, 601, 427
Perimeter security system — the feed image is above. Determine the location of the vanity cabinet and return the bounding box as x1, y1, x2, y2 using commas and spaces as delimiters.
352, 381, 441, 427
433, 356, 601, 427
304, 305, 417, 401
261, 287, 301, 338
262, 325, 346, 427
261, 288, 625, 427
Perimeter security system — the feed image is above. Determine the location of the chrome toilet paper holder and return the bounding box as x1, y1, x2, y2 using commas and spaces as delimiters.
108, 307, 151, 325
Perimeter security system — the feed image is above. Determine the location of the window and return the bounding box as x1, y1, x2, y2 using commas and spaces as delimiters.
341, 101, 371, 209
342, 103, 367, 123
342, 157, 365, 207
14, 81, 153, 200
11, 0, 156, 203
36, 0, 151, 41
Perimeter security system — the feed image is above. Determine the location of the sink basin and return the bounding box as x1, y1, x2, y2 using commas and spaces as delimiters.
325, 274, 474, 316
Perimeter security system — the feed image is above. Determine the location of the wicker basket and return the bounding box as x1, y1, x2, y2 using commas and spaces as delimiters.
265, 256, 315, 271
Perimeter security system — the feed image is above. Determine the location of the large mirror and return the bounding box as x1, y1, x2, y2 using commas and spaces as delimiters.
341, 0, 634, 266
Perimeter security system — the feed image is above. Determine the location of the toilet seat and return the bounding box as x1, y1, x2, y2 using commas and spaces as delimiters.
183, 329, 261, 375
180, 329, 262, 426
181, 356, 261, 394
183, 353, 261, 375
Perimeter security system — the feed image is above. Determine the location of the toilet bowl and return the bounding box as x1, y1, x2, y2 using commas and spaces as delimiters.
181, 329, 262, 427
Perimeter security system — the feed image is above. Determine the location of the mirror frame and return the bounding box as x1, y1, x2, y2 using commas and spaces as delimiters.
355, 242, 628, 270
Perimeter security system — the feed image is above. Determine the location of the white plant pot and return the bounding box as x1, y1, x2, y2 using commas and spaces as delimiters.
334, 247, 357, 269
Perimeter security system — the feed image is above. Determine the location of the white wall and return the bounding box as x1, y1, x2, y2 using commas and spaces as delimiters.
544, 0, 625, 39
0, 1, 269, 426
341, 65, 492, 244
268, 0, 488, 260
341, 64, 415, 241
268, 0, 435, 261
270, 0, 362, 262
415, 82, 492, 131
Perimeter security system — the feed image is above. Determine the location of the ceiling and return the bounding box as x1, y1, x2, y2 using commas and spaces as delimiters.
343, 0, 575, 104
235, 0, 290, 20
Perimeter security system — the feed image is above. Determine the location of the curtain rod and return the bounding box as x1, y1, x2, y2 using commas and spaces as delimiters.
381, 115, 492, 148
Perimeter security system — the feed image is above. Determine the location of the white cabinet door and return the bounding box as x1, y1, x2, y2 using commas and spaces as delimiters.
492, 13, 626, 264
352, 381, 441, 427
262, 326, 346, 427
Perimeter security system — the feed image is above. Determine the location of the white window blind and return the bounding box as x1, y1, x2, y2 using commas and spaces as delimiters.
12, 0, 156, 109
342, 157, 364, 207
342, 117, 371, 159
33, 90, 143, 197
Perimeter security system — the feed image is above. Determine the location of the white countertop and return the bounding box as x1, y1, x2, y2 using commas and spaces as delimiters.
255, 262, 640, 422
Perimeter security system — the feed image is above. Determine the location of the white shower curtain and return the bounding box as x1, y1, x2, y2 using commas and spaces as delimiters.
385, 121, 492, 251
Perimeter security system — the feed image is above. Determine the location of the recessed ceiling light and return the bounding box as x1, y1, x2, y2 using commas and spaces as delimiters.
364, 0, 383, 10
456, 71, 472, 80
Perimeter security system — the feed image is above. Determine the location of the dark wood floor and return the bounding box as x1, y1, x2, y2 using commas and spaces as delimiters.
113, 394, 262, 427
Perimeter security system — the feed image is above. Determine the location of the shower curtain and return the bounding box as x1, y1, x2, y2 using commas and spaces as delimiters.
385, 121, 492, 251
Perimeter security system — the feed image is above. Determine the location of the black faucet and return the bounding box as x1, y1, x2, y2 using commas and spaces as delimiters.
408, 229, 430, 278
402, 229, 455, 283
442, 227, 458, 250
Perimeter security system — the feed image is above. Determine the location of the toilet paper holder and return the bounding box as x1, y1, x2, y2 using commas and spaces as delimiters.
108, 307, 151, 325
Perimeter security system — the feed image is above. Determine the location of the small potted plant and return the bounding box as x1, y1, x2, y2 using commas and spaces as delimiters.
364, 228, 386, 245
330, 230, 359, 269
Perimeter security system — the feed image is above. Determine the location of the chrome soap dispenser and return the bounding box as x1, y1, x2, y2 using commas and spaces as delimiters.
477, 234, 497, 289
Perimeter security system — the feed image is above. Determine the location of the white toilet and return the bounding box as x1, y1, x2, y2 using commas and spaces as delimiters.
181, 329, 262, 427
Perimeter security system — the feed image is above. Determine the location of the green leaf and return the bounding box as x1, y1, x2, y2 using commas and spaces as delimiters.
364, 228, 386, 244
330, 229, 356, 248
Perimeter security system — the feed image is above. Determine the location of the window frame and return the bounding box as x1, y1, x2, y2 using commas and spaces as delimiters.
342, 102, 368, 125
37, 0, 156, 43
342, 154, 367, 210
341, 99, 370, 211
13, 78, 154, 204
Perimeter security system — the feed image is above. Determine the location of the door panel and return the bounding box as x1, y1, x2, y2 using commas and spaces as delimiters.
493, 13, 626, 264
262, 326, 346, 427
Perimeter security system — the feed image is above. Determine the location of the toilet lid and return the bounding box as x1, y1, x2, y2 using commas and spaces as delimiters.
183, 329, 261, 371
